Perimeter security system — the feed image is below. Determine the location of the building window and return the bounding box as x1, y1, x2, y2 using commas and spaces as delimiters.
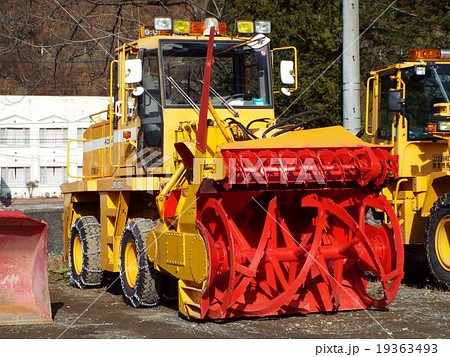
1, 167, 30, 186
77, 128, 87, 147
40, 166, 68, 185
77, 128, 88, 138
39, 128, 68, 145
0, 128, 30, 145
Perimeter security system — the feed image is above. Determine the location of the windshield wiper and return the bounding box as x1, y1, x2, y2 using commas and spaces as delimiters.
430, 63, 450, 103
167, 76, 200, 114
207, 84, 240, 118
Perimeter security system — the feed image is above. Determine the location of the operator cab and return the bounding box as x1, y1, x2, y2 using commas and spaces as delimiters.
90, 17, 297, 178
135, 37, 273, 167
121, 18, 296, 171
375, 49, 450, 142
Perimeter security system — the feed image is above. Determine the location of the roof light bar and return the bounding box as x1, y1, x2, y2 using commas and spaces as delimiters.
236, 20, 271, 35
140, 17, 265, 37
218, 22, 227, 36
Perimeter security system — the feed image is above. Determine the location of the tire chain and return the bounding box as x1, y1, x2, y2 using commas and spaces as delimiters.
119, 218, 162, 307
425, 193, 450, 285
69, 216, 103, 289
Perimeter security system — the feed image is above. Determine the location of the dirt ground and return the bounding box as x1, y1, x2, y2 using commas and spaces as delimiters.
0, 254, 448, 339
0, 200, 449, 339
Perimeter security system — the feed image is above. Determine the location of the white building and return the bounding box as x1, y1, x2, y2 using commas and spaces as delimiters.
0, 96, 109, 199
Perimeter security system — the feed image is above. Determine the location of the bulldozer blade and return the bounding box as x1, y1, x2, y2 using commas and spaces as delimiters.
0, 211, 52, 325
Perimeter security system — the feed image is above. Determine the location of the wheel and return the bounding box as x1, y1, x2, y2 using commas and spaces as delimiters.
69, 216, 103, 289
425, 194, 450, 285
119, 218, 162, 307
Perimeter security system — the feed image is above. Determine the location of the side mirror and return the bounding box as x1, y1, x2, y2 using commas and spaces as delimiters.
132, 86, 144, 96
272, 46, 298, 95
280, 60, 295, 85
388, 89, 405, 112
124, 59, 142, 84
281, 88, 292, 96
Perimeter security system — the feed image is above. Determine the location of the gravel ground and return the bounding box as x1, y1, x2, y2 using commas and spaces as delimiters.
1, 199, 64, 255
0, 200, 448, 339
0, 265, 448, 339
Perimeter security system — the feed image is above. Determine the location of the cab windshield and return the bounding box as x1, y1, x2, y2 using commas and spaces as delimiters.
402, 63, 450, 140
160, 40, 272, 109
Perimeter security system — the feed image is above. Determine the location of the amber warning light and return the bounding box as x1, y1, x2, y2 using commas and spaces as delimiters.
409, 49, 450, 60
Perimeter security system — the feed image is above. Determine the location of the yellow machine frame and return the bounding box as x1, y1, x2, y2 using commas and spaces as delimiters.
365, 49, 450, 283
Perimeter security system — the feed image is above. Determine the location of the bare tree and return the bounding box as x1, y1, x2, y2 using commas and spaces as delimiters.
0, 0, 214, 96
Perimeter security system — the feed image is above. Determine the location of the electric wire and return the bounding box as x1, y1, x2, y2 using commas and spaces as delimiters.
275, 0, 398, 121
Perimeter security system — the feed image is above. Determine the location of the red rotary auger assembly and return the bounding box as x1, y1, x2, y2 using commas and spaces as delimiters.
194, 127, 404, 319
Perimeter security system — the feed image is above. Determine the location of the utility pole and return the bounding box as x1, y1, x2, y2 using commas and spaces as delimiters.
342, 0, 360, 134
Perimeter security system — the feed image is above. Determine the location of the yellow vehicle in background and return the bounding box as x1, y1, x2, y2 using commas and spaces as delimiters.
366, 48, 450, 285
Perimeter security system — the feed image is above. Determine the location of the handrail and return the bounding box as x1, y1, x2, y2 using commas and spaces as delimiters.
394, 178, 408, 216
109, 59, 120, 168
272, 46, 298, 94
394, 74, 407, 136
365, 75, 375, 136
89, 109, 108, 124
66, 138, 87, 179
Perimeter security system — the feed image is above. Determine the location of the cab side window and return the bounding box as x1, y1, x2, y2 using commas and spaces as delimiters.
139, 50, 162, 148
377, 73, 396, 141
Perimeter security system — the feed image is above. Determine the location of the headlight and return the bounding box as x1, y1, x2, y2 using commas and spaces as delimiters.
254, 21, 271, 34
414, 66, 426, 76
154, 17, 172, 31
438, 121, 450, 131
140, 25, 152, 38
173, 20, 190, 34
236, 20, 254, 35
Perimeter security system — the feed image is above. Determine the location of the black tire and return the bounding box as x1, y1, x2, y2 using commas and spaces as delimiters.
69, 216, 103, 289
119, 219, 162, 307
425, 194, 450, 285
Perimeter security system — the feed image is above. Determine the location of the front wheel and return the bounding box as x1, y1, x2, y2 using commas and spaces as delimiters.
69, 216, 103, 289
425, 194, 450, 285
119, 219, 162, 307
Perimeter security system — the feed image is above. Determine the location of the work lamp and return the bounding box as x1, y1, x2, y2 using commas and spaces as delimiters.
154, 17, 172, 31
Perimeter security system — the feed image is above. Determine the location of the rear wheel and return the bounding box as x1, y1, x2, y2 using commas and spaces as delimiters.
69, 216, 103, 289
426, 194, 450, 285
119, 219, 162, 307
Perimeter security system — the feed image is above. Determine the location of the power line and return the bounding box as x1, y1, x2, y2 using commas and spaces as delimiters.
0, 59, 110, 63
